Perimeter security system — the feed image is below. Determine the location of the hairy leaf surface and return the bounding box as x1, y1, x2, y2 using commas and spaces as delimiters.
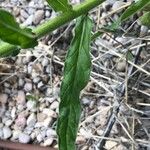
57, 15, 92, 150
120, 0, 150, 22
46, 0, 72, 12
0, 9, 38, 48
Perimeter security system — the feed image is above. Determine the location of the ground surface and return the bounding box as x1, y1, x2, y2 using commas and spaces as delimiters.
0, 0, 150, 149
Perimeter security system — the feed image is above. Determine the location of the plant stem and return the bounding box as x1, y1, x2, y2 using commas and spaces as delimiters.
0, 0, 105, 56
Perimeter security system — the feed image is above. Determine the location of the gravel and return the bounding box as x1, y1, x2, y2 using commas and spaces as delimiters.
0, 0, 149, 149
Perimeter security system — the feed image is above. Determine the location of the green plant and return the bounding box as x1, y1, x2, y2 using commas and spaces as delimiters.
0, 0, 150, 150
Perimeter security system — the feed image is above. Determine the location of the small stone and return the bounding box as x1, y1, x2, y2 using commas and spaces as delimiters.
33, 10, 44, 25
105, 141, 118, 150
43, 108, 57, 118
12, 130, 21, 140
43, 138, 53, 146
13, 7, 20, 16
116, 60, 126, 72
112, 1, 125, 12
26, 100, 37, 111
20, 9, 29, 19
0, 93, 8, 104
37, 81, 44, 89
5, 120, 13, 127
82, 97, 90, 105
43, 117, 53, 127
19, 133, 31, 143
50, 101, 59, 110
42, 58, 49, 67
17, 105, 25, 113
76, 135, 86, 144
33, 77, 41, 84
27, 113, 36, 127
22, 15, 33, 26
46, 128, 57, 137
15, 115, 26, 129
37, 134, 43, 142
37, 113, 47, 122
16, 91, 26, 105
3, 126, 12, 139
11, 107, 16, 119
24, 82, 32, 92
45, 10, 51, 18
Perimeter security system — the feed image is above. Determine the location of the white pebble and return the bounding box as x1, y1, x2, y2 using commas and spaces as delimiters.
16, 91, 26, 105
3, 126, 12, 139
27, 113, 36, 127
43, 138, 53, 146
24, 82, 32, 92
26, 100, 37, 111
0, 93, 8, 104
19, 133, 31, 143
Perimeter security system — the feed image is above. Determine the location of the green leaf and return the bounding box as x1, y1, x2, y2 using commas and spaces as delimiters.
120, 0, 150, 22
46, 0, 72, 12
0, 42, 20, 57
139, 11, 150, 27
0, 9, 38, 48
57, 15, 92, 150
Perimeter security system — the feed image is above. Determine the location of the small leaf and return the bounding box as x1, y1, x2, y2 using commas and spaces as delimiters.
120, 0, 150, 22
46, 0, 72, 12
139, 11, 150, 27
57, 15, 93, 150
0, 9, 38, 48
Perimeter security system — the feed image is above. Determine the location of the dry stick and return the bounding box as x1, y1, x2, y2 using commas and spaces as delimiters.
96, 40, 143, 149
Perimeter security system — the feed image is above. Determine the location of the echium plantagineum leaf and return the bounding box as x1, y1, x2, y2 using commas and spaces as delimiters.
0, 9, 38, 48
46, 0, 72, 12
57, 15, 93, 150
120, 0, 150, 22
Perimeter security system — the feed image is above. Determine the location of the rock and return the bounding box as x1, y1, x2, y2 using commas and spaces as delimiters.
37, 81, 44, 89
27, 113, 36, 127
37, 113, 47, 122
112, 1, 125, 12
15, 115, 26, 129
24, 82, 32, 92
43, 108, 57, 118
33, 10, 44, 25
11, 107, 16, 119
76, 135, 86, 144
12, 130, 21, 140
43, 138, 53, 146
0, 93, 8, 104
43, 117, 53, 127
20, 9, 29, 19
3, 126, 12, 139
33, 76, 41, 84
13, 7, 20, 16
37, 134, 43, 142
26, 100, 37, 112
22, 15, 33, 26
116, 60, 126, 72
50, 101, 59, 110
45, 10, 51, 18
46, 128, 57, 137
105, 141, 118, 150
19, 133, 31, 143
42, 58, 49, 67
5, 119, 13, 127
82, 97, 90, 105
16, 91, 26, 105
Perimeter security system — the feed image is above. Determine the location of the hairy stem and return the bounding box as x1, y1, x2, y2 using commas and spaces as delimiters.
0, 0, 105, 56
